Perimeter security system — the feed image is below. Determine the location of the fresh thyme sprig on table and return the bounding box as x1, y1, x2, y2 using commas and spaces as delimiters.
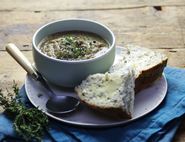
0, 82, 48, 142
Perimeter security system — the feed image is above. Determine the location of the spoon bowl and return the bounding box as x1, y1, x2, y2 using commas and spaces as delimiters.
46, 95, 80, 114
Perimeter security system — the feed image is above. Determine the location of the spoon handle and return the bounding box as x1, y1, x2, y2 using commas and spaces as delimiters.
5, 43, 39, 79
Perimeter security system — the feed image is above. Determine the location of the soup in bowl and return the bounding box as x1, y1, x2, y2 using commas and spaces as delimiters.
39, 31, 109, 60
32, 19, 115, 87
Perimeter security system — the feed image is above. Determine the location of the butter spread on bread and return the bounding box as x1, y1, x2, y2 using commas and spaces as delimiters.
75, 67, 135, 118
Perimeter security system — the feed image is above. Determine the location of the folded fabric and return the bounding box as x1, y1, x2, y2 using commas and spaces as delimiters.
0, 66, 185, 142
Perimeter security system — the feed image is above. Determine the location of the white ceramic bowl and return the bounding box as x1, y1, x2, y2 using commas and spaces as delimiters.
32, 19, 115, 87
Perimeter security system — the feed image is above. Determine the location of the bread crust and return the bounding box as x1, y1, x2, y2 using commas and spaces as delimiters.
135, 58, 168, 93
79, 99, 132, 119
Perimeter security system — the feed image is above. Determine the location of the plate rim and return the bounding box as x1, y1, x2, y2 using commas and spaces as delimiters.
25, 74, 167, 128
24, 47, 168, 128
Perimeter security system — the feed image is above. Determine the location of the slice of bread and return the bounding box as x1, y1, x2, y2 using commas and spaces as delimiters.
75, 68, 135, 119
110, 45, 168, 93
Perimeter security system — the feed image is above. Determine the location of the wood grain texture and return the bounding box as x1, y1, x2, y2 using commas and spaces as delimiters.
0, 0, 185, 11
0, 7, 184, 50
0, 51, 33, 90
0, 0, 185, 141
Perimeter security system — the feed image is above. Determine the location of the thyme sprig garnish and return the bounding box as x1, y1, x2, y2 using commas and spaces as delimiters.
0, 82, 48, 142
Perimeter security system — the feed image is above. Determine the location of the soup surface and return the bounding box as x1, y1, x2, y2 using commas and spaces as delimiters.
38, 31, 109, 60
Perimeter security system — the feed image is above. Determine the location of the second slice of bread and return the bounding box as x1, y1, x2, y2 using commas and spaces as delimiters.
110, 45, 168, 92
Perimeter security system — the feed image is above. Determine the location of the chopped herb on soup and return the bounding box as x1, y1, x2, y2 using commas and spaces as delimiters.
38, 31, 109, 60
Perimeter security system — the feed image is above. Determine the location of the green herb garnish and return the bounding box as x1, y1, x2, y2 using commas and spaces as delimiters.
0, 82, 48, 142
39, 32, 109, 60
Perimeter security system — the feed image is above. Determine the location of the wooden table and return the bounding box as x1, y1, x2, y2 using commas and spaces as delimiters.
0, 0, 184, 141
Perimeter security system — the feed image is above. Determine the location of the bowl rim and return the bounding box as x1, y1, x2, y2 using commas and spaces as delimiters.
32, 18, 115, 63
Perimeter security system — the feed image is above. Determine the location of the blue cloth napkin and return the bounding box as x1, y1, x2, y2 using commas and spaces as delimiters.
0, 66, 185, 142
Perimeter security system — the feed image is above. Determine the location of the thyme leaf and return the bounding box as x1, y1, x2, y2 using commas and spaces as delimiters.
0, 82, 48, 142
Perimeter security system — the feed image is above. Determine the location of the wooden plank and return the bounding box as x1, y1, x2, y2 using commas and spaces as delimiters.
155, 48, 185, 67
0, 0, 185, 11
177, 7, 185, 46
0, 51, 33, 90
0, 7, 184, 50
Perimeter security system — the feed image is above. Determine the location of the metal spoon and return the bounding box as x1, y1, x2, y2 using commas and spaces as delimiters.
6, 43, 80, 114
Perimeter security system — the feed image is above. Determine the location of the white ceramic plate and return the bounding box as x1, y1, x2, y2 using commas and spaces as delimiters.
25, 47, 167, 128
